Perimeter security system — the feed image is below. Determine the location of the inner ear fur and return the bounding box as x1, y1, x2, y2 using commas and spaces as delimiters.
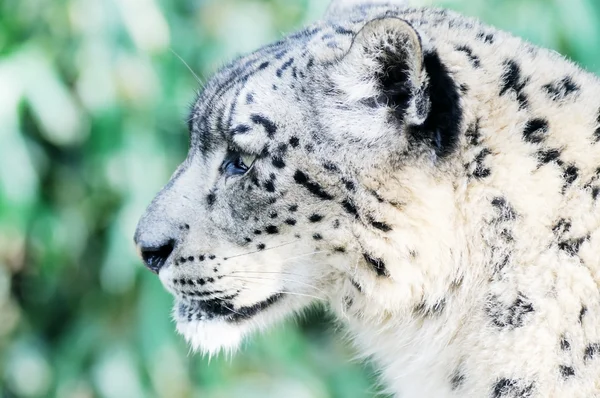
341, 17, 429, 125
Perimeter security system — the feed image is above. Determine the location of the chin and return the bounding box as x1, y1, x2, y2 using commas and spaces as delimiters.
175, 316, 250, 356
171, 293, 311, 356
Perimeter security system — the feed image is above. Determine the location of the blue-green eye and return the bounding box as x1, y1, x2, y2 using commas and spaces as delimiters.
223, 152, 256, 176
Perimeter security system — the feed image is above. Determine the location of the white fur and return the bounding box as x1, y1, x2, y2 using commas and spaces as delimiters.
135, 2, 600, 397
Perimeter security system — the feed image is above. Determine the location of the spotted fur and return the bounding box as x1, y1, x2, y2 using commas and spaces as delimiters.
135, 1, 600, 396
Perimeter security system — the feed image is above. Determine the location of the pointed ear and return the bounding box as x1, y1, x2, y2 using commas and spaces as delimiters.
337, 18, 429, 126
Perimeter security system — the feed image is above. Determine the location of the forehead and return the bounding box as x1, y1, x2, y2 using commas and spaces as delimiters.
188, 22, 356, 152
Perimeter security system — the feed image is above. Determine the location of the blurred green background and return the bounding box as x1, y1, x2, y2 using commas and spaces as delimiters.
1, 0, 600, 396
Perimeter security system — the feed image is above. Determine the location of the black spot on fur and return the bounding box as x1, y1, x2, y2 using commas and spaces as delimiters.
491, 197, 517, 221
552, 219, 572, 236
537, 148, 563, 166
254, 230, 262, 235
523, 118, 549, 143
350, 279, 362, 292
579, 305, 587, 323
499, 60, 529, 109
258, 61, 269, 70
199, 255, 205, 261
456, 45, 481, 68
415, 299, 446, 317
560, 337, 571, 351
363, 253, 388, 277
450, 370, 465, 390
265, 225, 279, 234
208, 255, 215, 260
558, 236, 587, 256
309, 214, 323, 223
312, 233, 323, 241
594, 111, 600, 142
465, 119, 481, 146
284, 218, 296, 226
334, 247, 346, 253
272, 157, 285, 168
289, 204, 298, 212
333, 219, 340, 229
341, 199, 359, 218
264, 180, 276, 193
257, 243, 266, 250
289, 136, 300, 148
341, 179, 355, 191
584, 343, 600, 361
206, 192, 216, 206
469, 148, 492, 178
476, 31, 494, 44
368, 217, 392, 232
562, 164, 579, 189
276, 57, 294, 77
293, 170, 334, 200
486, 293, 535, 330
276, 143, 288, 155
323, 162, 338, 172
334, 26, 354, 35
492, 378, 535, 398
559, 365, 575, 379
410, 50, 463, 157
251, 114, 277, 138
543, 76, 580, 101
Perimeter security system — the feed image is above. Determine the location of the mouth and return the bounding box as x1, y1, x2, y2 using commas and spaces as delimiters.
176, 293, 284, 323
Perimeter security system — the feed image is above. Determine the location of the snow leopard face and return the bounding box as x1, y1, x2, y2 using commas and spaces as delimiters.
134, 15, 461, 354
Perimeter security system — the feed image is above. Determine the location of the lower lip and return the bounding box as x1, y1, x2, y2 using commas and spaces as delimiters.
179, 293, 283, 323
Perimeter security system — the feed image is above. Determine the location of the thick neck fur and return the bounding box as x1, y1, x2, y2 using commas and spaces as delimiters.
327, 10, 600, 397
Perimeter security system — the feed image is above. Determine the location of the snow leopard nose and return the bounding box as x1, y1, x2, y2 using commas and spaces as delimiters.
134, 205, 181, 274
136, 238, 175, 274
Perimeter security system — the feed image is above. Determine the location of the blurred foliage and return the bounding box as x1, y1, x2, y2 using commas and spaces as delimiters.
1, 0, 599, 397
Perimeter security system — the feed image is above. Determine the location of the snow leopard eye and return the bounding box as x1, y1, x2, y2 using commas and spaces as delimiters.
222, 151, 257, 176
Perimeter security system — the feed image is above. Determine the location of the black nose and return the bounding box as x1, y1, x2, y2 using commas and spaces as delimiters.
139, 240, 175, 273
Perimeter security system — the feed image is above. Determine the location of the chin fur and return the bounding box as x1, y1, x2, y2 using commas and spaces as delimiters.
174, 311, 250, 357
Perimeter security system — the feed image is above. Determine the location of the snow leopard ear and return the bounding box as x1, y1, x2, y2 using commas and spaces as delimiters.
338, 17, 429, 126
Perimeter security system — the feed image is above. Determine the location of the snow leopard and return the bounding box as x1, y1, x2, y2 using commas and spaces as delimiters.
134, 0, 600, 396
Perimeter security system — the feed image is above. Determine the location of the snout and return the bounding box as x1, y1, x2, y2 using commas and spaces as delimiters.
135, 236, 176, 273
134, 198, 183, 274
133, 163, 194, 273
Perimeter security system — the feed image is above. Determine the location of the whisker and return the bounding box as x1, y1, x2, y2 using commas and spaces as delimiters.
232, 284, 326, 302
170, 48, 203, 85
276, 291, 325, 301
280, 250, 328, 263
230, 270, 312, 280
221, 302, 244, 317
221, 275, 326, 295
224, 240, 299, 260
